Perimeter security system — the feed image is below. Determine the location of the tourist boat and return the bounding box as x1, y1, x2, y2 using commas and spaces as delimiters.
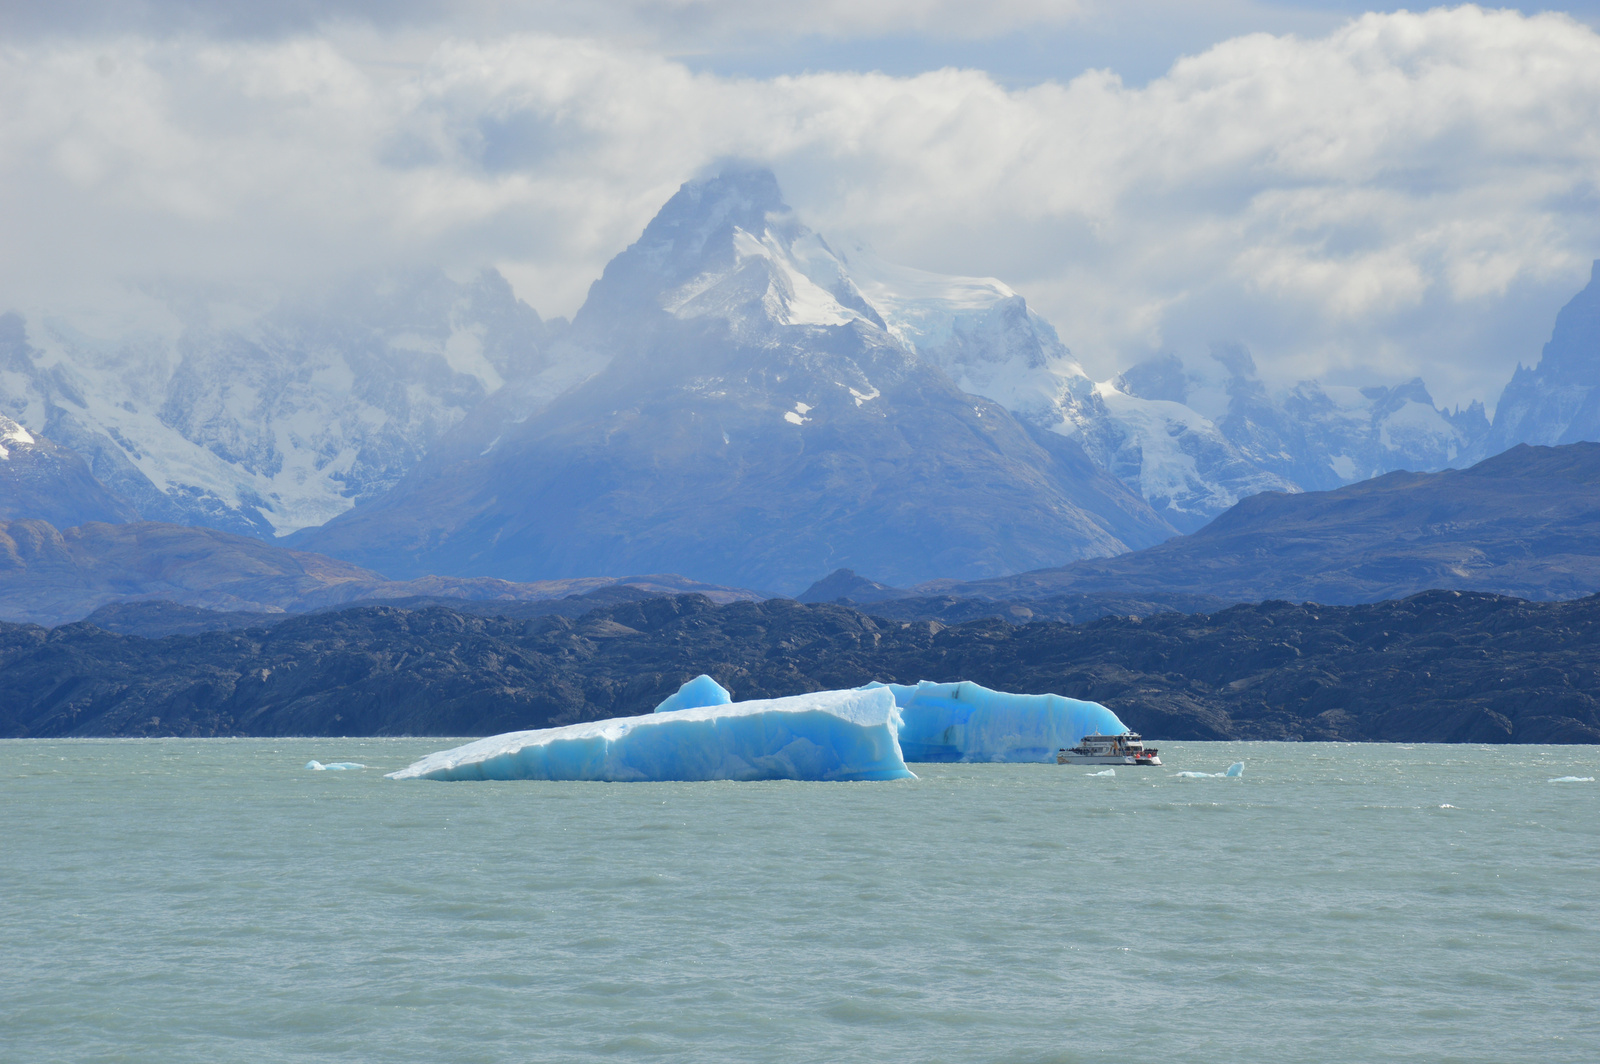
1057, 733, 1161, 765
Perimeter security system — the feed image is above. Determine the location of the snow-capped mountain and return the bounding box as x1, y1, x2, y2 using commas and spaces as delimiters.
1085, 350, 1489, 530
837, 249, 1487, 532
0, 164, 1553, 581
0, 413, 139, 529
295, 168, 1176, 590
1486, 260, 1600, 453
0, 270, 550, 537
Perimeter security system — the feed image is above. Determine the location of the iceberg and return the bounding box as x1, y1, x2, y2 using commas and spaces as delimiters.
388, 688, 915, 782
1548, 776, 1594, 783
306, 761, 365, 771
653, 674, 732, 713
1177, 762, 1245, 779
1087, 767, 1116, 777
865, 680, 1127, 763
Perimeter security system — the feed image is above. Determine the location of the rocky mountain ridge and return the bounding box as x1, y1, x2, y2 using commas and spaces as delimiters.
0, 517, 757, 627
1486, 259, 1600, 454
925, 442, 1600, 606
292, 168, 1175, 590
2, 168, 1563, 562
3, 590, 1595, 744
0, 269, 554, 537
0, 413, 139, 528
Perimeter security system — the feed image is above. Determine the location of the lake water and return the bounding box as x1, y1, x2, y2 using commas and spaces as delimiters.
3, 740, 1597, 1063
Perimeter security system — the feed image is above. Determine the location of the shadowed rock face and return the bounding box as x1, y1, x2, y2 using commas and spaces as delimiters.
0, 518, 761, 627
796, 568, 903, 605
293, 171, 1175, 593
3, 591, 1597, 745
1489, 259, 1600, 452
930, 442, 1600, 606
0, 415, 139, 528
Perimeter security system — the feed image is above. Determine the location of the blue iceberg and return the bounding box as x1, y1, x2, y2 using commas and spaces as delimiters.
306, 761, 365, 771
864, 680, 1128, 763
653, 674, 732, 713
388, 688, 915, 782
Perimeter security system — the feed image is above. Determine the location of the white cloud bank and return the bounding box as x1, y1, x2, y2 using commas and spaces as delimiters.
1, 0, 1097, 43
2, 4, 1598, 404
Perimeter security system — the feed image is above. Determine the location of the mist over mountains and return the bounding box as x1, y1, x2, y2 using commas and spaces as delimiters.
0, 271, 551, 537
1, 167, 1598, 596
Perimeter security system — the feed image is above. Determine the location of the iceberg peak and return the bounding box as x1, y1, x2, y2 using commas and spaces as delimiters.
653, 674, 733, 713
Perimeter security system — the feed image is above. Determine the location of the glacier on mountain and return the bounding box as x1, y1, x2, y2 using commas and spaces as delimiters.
0, 412, 142, 527
838, 243, 1489, 532
0, 415, 34, 458
387, 687, 915, 782
2, 165, 1555, 555
293, 166, 1171, 588
0, 269, 555, 537
866, 679, 1128, 763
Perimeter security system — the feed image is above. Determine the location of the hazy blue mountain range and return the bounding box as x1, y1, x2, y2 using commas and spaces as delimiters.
0, 517, 756, 627
0, 271, 552, 537
6, 437, 1600, 629
0, 169, 1595, 592
918, 443, 1600, 606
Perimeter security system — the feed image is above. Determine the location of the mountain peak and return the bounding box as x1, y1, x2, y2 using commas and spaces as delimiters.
651, 166, 787, 243
573, 166, 801, 330
627, 166, 790, 281
1536, 258, 1600, 387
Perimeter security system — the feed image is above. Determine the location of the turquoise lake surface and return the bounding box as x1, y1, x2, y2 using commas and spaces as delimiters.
3, 740, 1597, 1062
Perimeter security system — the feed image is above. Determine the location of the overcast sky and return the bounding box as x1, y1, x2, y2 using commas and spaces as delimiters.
3, 0, 1599, 406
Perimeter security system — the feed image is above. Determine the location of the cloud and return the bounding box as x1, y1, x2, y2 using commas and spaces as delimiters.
2, 5, 1598, 405
0, 0, 1095, 43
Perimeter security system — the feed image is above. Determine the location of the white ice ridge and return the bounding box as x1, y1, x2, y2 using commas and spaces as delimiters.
1548, 776, 1594, 783
388, 688, 915, 782
653, 674, 732, 713
1177, 763, 1245, 779
306, 761, 365, 771
863, 680, 1128, 763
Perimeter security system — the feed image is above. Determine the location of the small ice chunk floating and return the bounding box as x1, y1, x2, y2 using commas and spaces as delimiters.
306, 761, 366, 771
387, 687, 915, 782
1177, 764, 1248, 780
865, 680, 1129, 763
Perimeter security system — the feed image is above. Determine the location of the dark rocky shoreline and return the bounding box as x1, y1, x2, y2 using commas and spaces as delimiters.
2, 590, 1597, 744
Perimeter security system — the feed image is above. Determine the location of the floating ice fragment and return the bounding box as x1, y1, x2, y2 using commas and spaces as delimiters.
1548, 776, 1595, 783
306, 761, 365, 771
388, 688, 914, 782
1176, 763, 1244, 779
1087, 767, 1115, 777
863, 680, 1126, 763
1439, 804, 1457, 809
653, 674, 732, 713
